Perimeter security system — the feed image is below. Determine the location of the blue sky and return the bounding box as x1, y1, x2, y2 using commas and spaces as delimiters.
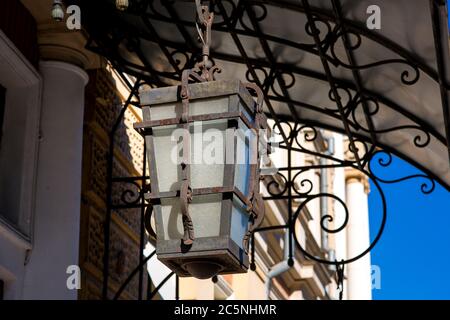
362, 3, 450, 301
368, 154, 450, 299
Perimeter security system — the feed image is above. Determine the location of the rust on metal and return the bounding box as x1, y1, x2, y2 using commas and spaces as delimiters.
180, 69, 194, 246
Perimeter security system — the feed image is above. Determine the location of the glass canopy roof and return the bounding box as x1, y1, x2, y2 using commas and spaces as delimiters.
80, 0, 450, 189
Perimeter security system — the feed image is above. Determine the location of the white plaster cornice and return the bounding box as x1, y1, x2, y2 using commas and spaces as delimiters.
345, 168, 370, 194
39, 60, 89, 85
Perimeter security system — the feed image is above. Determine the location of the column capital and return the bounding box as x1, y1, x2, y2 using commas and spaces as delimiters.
21, 0, 102, 69
40, 60, 89, 85
345, 168, 370, 194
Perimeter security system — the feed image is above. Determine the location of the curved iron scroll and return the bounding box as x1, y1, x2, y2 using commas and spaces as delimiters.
248, 119, 437, 299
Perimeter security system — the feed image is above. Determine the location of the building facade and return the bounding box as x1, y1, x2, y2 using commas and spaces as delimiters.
0, 0, 372, 300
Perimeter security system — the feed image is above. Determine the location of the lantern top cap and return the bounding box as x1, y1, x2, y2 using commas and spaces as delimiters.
139, 79, 256, 108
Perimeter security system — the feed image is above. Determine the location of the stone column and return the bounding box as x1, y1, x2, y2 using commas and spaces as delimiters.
23, 60, 88, 299
345, 168, 372, 300
332, 133, 348, 299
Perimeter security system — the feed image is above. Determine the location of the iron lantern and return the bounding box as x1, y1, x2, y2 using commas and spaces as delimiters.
134, 1, 267, 279
136, 79, 267, 279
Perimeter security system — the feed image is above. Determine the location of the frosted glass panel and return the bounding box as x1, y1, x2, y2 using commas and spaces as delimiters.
149, 96, 257, 195
152, 120, 232, 192
148, 97, 229, 122
189, 97, 229, 116
234, 126, 254, 195
191, 119, 228, 189
234, 121, 253, 196
152, 125, 181, 193
160, 194, 223, 240
230, 196, 249, 249
149, 103, 179, 120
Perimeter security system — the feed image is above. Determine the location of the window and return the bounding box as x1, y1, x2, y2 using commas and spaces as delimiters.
0, 31, 41, 238
0, 26, 40, 300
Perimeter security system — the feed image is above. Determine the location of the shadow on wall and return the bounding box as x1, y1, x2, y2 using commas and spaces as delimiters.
79, 68, 148, 300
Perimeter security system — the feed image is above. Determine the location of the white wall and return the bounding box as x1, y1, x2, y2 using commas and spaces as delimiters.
346, 176, 372, 300
22, 61, 88, 299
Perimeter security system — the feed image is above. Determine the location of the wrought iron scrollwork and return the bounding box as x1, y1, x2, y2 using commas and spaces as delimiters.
144, 204, 157, 240
269, 71, 296, 99
266, 172, 289, 197
291, 170, 315, 196
239, 3, 268, 32
304, 16, 334, 50
369, 151, 435, 194
348, 96, 431, 149
290, 147, 435, 267
111, 177, 150, 209
291, 167, 385, 266
211, 0, 237, 27
328, 27, 421, 86
262, 114, 436, 298
78, 0, 449, 301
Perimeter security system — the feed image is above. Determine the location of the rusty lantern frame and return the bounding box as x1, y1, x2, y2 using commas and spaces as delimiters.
131, 2, 267, 279
135, 79, 268, 278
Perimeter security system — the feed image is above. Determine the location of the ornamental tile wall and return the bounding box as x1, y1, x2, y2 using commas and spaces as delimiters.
79, 68, 146, 300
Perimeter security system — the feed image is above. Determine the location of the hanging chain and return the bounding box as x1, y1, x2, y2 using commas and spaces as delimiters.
194, 0, 221, 81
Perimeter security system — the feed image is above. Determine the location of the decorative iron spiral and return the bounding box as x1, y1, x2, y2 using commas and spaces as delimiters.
292, 165, 385, 265
369, 150, 435, 194
329, 27, 420, 86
